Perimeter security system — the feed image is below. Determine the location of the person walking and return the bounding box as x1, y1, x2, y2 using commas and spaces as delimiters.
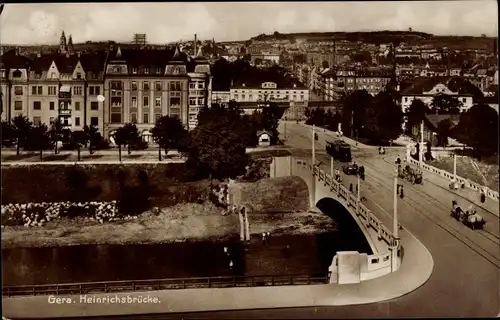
266, 231, 271, 244
262, 232, 266, 244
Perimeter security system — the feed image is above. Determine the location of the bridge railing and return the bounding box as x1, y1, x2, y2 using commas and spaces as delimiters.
308, 162, 396, 247
3, 273, 329, 297
407, 156, 499, 202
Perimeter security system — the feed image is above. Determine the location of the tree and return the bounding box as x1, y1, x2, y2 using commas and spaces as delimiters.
187, 103, 249, 180
84, 125, 100, 154
1, 120, 15, 147
48, 119, 64, 154
71, 130, 88, 161
11, 115, 32, 155
436, 119, 453, 147
454, 102, 498, 156
151, 115, 188, 161
341, 90, 373, 137
431, 94, 462, 115
363, 91, 403, 143
113, 126, 129, 162
259, 102, 284, 144
406, 99, 429, 134
28, 123, 50, 161
120, 123, 140, 155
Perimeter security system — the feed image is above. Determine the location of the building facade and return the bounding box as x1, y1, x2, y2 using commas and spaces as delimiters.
1, 38, 212, 139
400, 79, 474, 113
229, 81, 309, 104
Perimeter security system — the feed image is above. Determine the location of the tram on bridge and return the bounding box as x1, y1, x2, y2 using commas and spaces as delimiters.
326, 140, 352, 162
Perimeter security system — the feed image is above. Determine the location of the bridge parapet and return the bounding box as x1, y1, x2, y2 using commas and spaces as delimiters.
272, 156, 402, 284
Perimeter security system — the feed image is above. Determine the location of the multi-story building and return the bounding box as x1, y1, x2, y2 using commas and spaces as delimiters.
400, 77, 474, 114
0, 46, 108, 132
187, 48, 212, 130
1, 33, 212, 139
211, 91, 231, 104
229, 81, 309, 104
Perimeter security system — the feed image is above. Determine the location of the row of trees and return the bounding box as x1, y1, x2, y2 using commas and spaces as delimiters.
2, 101, 284, 179
2, 116, 107, 159
305, 87, 497, 155
306, 89, 404, 144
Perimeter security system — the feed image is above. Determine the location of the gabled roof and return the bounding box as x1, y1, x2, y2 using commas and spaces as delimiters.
1, 49, 31, 69
80, 51, 107, 74
424, 114, 461, 131
401, 77, 450, 95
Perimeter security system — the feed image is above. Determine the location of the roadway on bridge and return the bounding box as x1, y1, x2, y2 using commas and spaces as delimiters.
274, 122, 499, 317
60, 123, 499, 319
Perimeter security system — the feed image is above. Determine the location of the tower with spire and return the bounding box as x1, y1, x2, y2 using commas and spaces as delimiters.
60, 31, 67, 54
67, 35, 74, 54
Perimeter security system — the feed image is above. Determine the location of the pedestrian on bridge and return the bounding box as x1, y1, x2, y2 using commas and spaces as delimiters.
262, 232, 267, 244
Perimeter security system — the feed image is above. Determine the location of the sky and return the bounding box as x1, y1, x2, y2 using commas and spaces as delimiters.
0, 1, 498, 45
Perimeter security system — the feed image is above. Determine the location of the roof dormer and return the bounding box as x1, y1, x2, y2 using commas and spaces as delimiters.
106, 46, 128, 75
164, 45, 187, 76
72, 60, 86, 80
48, 61, 60, 79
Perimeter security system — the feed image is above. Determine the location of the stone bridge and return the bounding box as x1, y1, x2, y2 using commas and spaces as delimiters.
270, 156, 402, 284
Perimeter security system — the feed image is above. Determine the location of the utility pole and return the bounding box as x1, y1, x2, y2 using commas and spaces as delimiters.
330, 156, 334, 177
350, 110, 354, 137
312, 124, 316, 166
419, 120, 424, 162
453, 154, 457, 186
393, 175, 399, 242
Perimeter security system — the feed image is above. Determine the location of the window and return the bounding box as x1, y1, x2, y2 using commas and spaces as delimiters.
132, 68, 138, 74
31, 86, 42, 95
75, 102, 81, 111
462, 98, 466, 103
48, 86, 57, 95
91, 102, 98, 110
143, 113, 149, 124
14, 86, 23, 95
89, 86, 100, 95
49, 117, 54, 124
110, 113, 121, 123
33, 116, 41, 125
50, 102, 55, 110
170, 82, 182, 91
157, 68, 162, 75
404, 97, 408, 102
131, 113, 137, 123
90, 117, 99, 126
242, 94, 246, 100
76, 72, 82, 79
170, 97, 181, 106
197, 98, 204, 106
300, 95, 304, 101
131, 81, 138, 91
143, 82, 150, 91
197, 82, 204, 89
132, 97, 137, 107
143, 96, 149, 107
144, 67, 149, 74
12, 70, 22, 78
249, 94, 253, 100
234, 94, 239, 100
155, 97, 161, 107
155, 81, 162, 91
189, 98, 197, 105
75, 117, 81, 126
155, 114, 161, 122
33, 101, 41, 110
14, 101, 22, 110
189, 83, 196, 89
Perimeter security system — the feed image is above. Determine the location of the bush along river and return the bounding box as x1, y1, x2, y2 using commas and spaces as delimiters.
3, 200, 372, 287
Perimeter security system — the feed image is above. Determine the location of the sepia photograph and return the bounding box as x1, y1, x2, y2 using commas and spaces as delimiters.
1, 1, 498, 319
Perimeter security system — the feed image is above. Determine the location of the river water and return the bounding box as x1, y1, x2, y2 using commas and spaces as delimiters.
3, 203, 372, 286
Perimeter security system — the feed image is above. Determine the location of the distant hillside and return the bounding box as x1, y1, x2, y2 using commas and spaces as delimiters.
250, 31, 497, 48
251, 31, 434, 44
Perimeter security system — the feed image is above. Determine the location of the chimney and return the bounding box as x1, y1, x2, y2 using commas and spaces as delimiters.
15, 47, 20, 56
194, 34, 197, 57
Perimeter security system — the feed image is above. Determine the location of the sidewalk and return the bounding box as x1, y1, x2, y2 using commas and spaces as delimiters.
2, 229, 434, 318
422, 166, 499, 217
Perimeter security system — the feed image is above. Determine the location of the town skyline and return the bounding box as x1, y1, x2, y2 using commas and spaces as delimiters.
0, 1, 498, 45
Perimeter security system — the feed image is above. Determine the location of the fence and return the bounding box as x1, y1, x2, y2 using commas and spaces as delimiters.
407, 157, 499, 202
3, 274, 329, 297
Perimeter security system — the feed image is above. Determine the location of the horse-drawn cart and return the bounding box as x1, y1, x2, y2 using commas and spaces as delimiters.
451, 202, 486, 230
397, 165, 423, 184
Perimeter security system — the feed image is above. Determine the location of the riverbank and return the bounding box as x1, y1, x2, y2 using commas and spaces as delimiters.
1, 203, 335, 249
